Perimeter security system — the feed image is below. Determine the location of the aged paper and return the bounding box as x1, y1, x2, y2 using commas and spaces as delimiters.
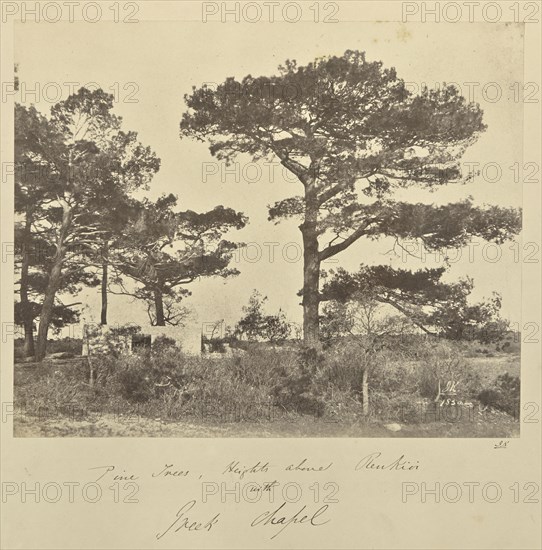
1, 1, 540, 548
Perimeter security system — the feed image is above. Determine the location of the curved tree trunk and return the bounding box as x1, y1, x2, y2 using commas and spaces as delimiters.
35, 260, 62, 361
35, 203, 72, 361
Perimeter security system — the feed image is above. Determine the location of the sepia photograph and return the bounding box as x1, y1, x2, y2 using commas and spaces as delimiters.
1, 3, 541, 550
10, 18, 527, 438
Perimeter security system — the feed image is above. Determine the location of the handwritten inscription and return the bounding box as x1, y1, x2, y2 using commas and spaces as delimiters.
286, 458, 333, 472
89, 465, 139, 482
156, 500, 220, 539
223, 461, 270, 479
86, 454, 425, 542
251, 501, 330, 540
152, 464, 190, 478
355, 452, 420, 471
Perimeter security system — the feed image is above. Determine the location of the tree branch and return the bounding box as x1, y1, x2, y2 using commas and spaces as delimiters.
319, 224, 369, 261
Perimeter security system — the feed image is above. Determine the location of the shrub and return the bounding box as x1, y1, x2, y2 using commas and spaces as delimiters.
13, 360, 90, 419
149, 347, 185, 380
235, 290, 292, 343
14, 339, 25, 361
228, 344, 298, 387
478, 373, 520, 417
320, 341, 368, 395
415, 340, 481, 399
477, 388, 501, 409
368, 391, 421, 423
152, 335, 178, 353
271, 347, 325, 416
370, 355, 418, 397
115, 360, 154, 403
85, 324, 141, 358
203, 338, 227, 353
271, 372, 325, 417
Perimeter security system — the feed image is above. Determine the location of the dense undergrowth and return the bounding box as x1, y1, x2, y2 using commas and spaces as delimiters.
14, 335, 520, 426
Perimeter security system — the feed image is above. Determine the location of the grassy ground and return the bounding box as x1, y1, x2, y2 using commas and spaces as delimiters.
13, 350, 520, 438
467, 355, 520, 384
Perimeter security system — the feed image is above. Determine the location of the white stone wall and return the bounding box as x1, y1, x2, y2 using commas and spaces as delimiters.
141, 325, 202, 355
81, 323, 202, 356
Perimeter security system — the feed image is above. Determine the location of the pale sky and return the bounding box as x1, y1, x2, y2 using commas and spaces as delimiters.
14, 21, 524, 332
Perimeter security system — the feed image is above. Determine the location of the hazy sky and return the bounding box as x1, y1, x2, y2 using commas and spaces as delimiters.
14, 21, 524, 332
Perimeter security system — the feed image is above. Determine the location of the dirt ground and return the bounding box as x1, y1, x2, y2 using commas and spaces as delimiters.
13, 409, 519, 438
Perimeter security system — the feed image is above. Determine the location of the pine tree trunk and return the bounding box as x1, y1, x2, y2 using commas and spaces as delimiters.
35, 260, 62, 361
100, 240, 109, 325
154, 288, 165, 326
20, 213, 35, 357
301, 192, 321, 348
35, 203, 72, 361
23, 316, 35, 358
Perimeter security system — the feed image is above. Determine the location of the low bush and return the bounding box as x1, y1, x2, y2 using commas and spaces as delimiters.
14, 339, 25, 361
14, 360, 88, 418
271, 368, 325, 417
415, 340, 482, 399
322, 343, 366, 395
478, 373, 520, 417
152, 335, 178, 353
114, 357, 154, 403
370, 392, 422, 423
